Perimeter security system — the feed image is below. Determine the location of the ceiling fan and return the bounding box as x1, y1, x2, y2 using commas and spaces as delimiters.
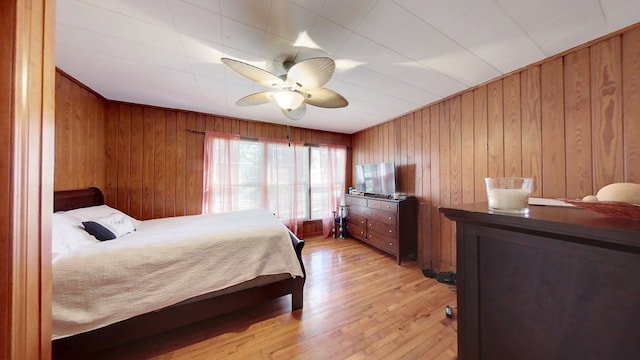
221, 57, 348, 121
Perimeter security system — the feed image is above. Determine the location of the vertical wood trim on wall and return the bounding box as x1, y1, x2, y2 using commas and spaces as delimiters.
1, 0, 55, 358
541, 58, 567, 198
520, 67, 543, 197
623, 27, 640, 183
503, 74, 522, 177
473, 86, 489, 202
564, 48, 593, 198
591, 36, 624, 190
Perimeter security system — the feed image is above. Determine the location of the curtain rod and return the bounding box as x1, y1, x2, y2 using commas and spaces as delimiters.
184, 128, 321, 147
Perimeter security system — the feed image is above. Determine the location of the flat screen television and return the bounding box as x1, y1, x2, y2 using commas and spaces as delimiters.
354, 162, 396, 196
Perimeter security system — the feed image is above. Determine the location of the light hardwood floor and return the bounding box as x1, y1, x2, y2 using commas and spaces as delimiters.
95, 236, 458, 360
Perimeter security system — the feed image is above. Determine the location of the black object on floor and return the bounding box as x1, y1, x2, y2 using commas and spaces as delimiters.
422, 268, 438, 278
436, 271, 456, 285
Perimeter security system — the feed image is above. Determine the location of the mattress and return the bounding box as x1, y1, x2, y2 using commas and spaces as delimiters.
52, 208, 304, 339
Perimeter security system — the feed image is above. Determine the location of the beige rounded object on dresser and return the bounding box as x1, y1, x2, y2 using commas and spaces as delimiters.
596, 182, 640, 204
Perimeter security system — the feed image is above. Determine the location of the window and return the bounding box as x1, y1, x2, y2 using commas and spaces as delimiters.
202, 132, 346, 236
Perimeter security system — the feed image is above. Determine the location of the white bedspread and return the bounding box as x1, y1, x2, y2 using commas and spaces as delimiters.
52, 208, 304, 340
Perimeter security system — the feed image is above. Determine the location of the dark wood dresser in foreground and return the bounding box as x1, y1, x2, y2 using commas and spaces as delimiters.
440, 203, 640, 360
344, 194, 417, 264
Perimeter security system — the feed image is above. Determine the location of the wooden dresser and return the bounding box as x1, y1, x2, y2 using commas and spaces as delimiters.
344, 194, 417, 264
440, 203, 640, 360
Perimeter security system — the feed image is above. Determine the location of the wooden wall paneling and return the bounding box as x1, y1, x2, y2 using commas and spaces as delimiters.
372, 126, 379, 162
487, 81, 504, 178
406, 114, 416, 195
448, 97, 462, 266
196, 114, 206, 212
94, 95, 106, 190
129, 106, 144, 219
379, 120, 386, 164
185, 113, 198, 215
54, 73, 72, 190
520, 67, 543, 196
54, 72, 107, 192
142, 107, 156, 220
564, 48, 593, 198
176, 112, 187, 216
231, 118, 240, 135
503, 74, 522, 177
348, 24, 640, 271
439, 101, 453, 270
153, 108, 167, 219
239, 119, 248, 137
165, 111, 177, 217
388, 121, 396, 165
541, 58, 567, 198
204, 115, 214, 132
214, 115, 224, 133
429, 105, 441, 269
421, 108, 431, 200
413, 110, 423, 199
116, 104, 132, 212
473, 86, 489, 201
400, 115, 407, 191
623, 26, 640, 183
246, 118, 256, 138
461, 92, 475, 204
591, 36, 624, 189
394, 119, 402, 189
419, 108, 432, 266
79, 85, 93, 186
449, 97, 462, 207
104, 103, 119, 205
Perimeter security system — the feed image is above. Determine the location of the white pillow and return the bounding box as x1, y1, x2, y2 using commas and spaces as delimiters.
51, 213, 99, 260
63, 205, 141, 227
82, 213, 136, 241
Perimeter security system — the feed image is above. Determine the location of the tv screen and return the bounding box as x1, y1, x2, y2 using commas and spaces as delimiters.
355, 162, 396, 196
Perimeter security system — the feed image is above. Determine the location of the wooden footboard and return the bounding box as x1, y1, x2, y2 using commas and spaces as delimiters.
52, 188, 306, 359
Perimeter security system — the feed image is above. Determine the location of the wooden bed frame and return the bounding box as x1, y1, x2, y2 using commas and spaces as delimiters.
52, 187, 306, 359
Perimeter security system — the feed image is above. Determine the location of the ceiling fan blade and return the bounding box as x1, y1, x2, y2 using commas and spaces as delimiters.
281, 102, 306, 121
305, 88, 348, 108
235, 92, 273, 106
221, 58, 283, 88
286, 57, 335, 90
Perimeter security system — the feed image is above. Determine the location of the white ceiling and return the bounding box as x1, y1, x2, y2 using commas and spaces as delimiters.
56, 0, 640, 134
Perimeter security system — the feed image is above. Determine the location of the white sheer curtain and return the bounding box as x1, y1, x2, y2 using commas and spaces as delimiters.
202, 132, 307, 237
318, 144, 347, 238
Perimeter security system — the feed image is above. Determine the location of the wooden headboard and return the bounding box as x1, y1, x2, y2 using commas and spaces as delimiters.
54, 187, 105, 212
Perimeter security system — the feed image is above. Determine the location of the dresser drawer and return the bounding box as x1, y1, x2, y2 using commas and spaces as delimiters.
346, 223, 366, 240
346, 214, 366, 227
367, 219, 397, 238
367, 199, 398, 213
347, 204, 367, 217
345, 195, 367, 207
369, 209, 397, 225
366, 232, 396, 254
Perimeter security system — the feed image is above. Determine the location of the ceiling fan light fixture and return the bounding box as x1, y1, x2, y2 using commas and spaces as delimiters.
273, 91, 304, 111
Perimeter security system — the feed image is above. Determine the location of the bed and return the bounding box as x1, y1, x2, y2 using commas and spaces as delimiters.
51, 187, 306, 358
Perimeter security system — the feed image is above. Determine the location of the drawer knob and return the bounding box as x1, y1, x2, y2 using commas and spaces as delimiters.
388, 216, 392, 220
388, 230, 392, 233
388, 242, 393, 246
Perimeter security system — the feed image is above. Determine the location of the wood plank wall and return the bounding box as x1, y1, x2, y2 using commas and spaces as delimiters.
55, 71, 107, 191
102, 103, 353, 235
352, 24, 640, 271
54, 71, 353, 237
